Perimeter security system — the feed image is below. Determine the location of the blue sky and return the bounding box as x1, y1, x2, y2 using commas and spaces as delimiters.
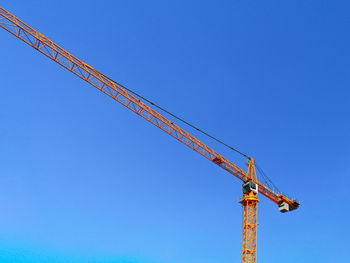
0, 0, 349, 262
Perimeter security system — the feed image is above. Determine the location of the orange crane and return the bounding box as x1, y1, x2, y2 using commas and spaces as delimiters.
0, 7, 299, 263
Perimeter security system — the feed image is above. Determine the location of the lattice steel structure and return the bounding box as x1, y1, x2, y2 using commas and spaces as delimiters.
241, 159, 259, 263
242, 192, 259, 263
0, 6, 300, 263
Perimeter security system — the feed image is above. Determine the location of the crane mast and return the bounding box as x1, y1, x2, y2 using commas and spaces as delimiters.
241, 159, 259, 262
0, 7, 299, 263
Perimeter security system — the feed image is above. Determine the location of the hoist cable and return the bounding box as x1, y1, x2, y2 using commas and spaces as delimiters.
98, 71, 251, 159
96, 70, 283, 194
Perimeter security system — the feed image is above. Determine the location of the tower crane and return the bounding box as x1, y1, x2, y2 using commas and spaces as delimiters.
0, 7, 300, 263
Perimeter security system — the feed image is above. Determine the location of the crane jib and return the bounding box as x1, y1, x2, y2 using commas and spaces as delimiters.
0, 7, 299, 213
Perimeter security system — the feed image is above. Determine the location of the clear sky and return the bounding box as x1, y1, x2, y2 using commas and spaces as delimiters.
0, 1, 349, 262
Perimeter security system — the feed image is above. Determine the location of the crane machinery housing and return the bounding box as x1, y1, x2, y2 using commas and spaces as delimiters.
0, 6, 300, 263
